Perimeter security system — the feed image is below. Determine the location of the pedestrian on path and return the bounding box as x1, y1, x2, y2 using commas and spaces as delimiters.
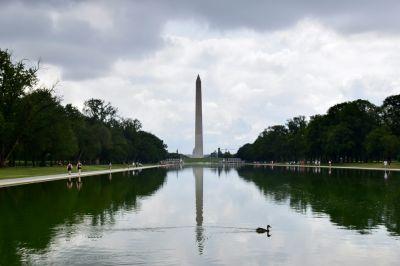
77, 161, 82, 176
384, 160, 388, 169
109, 162, 112, 171
67, 162, 73, 175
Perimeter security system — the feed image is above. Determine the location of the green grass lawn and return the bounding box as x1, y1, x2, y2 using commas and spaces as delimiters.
0, 164, 127, 179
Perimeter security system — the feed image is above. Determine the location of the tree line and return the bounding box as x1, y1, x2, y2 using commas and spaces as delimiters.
0, 49, 167, 167
237, 95, 400, 163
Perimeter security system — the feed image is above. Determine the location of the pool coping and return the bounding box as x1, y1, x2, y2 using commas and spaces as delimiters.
2, 163, 398, 189
247, 163, 400, 171
0, 165, 161, 188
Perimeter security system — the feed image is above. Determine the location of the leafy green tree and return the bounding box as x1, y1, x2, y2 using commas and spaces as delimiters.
286, 116, 307, 161
0, 49, 168, 166
237, 98, 391, 163
382, 94, 400, 136
121, 118, 142, 160
136, 131, 167, 163
19, 89, 78, 165
325, 100, 379, 161
366, 126, 400, 162
305, 115, 328, 160
325, 124, 355, 161
252, 125, 289, 161
0, 49, 38, 166
83, 98, 118, 124
237, 143, 254, 161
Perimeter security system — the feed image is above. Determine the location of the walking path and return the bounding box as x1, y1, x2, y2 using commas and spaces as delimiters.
0, 165, 160, 188
249, 163, 400, 172
2, 163, 398, 189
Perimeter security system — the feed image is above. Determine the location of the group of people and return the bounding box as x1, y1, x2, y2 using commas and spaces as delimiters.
65, 160, 144, 190
66, 161, 83, 175
66, 161, 83, 190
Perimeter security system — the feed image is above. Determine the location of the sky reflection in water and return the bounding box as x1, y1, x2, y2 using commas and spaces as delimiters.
1, 166, 400, 265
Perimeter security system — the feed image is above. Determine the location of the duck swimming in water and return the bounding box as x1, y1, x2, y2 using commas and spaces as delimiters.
256, 225, 271, 234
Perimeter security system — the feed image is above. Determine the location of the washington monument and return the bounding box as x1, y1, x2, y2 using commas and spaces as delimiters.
192, 74, 204, 158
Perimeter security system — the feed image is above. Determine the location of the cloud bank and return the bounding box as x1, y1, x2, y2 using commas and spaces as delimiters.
1, 0, 400, 153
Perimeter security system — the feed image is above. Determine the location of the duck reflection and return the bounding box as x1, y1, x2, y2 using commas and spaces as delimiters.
193, 167, 205, 254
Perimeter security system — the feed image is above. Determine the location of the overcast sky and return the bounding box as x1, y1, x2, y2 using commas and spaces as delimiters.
1, 0, 400, 154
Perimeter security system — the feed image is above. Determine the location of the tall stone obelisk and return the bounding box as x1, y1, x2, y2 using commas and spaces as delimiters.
192, 74, 203, 158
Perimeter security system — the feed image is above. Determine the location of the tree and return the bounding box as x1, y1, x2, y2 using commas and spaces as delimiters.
325, 123, 355, 162
136, 131, 167, 163
18, 89, 78, 165
382, 94, 400, 136
83, 98, 118, 124
0, 49, 38, 166
286, 116, 307, 161
305, 115, 328, 160
252, 125, 289, 162
324, 100, 379, 161
236, 97, 397, 164
237, 143, 254, 161
0, 49, 169, 167
365, 126, 400, 162
121, 118, 142, 160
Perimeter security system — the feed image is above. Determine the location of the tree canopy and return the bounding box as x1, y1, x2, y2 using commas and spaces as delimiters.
0, 49, 167, 166
237, 97, 400, 163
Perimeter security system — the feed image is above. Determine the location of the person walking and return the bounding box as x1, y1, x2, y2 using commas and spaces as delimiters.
77, 161, 82, 176
109, 162, 112, 171
67, 162, 73, 175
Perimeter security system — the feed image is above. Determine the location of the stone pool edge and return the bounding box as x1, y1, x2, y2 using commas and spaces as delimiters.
0, 165, 161, 188
247, 163, 400, 172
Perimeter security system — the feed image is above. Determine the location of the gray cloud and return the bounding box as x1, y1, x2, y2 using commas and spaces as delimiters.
2, 0, 400, 153
0, 0, 167, 79
1, 0, 400, 80
186, 0, 400, 33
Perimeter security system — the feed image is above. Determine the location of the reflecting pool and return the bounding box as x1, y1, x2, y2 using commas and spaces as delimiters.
1, 166, 400, 265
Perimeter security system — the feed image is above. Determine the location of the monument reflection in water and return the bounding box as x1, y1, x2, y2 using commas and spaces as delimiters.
193, 167, 204, 253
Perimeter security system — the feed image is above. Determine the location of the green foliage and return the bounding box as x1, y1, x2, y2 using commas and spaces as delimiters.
0, 49, 167, 166
136, 131, 168, 163
364, 126, 400, 161
238, 97, 400, 163
382, 94, 400, 136
83, 98, 118, 124
0, 49, 38, 166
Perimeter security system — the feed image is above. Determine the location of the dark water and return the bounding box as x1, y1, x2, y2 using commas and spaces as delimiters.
1, 166, 400, 265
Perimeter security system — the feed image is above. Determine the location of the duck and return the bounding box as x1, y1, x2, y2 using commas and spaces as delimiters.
256, 225, 271, 234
